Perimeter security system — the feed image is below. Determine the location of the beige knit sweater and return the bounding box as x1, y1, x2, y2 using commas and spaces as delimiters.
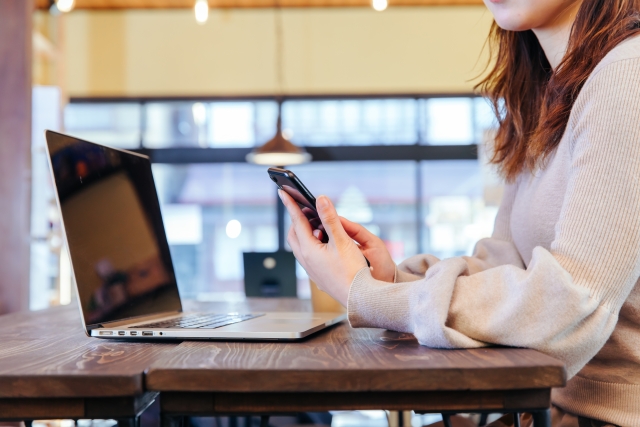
347, 35, 640, 426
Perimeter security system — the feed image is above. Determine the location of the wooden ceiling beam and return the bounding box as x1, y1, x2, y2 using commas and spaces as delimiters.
35, 0, 484, 9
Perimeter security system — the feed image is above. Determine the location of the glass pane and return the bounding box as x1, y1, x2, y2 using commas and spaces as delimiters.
474, 97, 498, 142
152, 163, 277, 300
284, 161, 418, 266
144, 101, 278, 149
282, 99, 418, 145
421, 160, 499, 259
64, 103, 141, 149
32, 87, 66, 310
421, 98, 474, 145
144, 102, 205, 148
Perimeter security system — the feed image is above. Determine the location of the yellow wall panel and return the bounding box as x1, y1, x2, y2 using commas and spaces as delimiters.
65, 6, 493, 96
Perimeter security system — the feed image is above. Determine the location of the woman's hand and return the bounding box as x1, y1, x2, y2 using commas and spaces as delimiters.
339, 217, 396, 283
279, 190, 368, 307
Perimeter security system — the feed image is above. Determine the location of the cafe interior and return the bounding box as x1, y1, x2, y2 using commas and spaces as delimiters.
0, 1, 513, 427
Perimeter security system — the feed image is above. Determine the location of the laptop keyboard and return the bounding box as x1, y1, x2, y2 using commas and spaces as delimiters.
131, 313, 263, 329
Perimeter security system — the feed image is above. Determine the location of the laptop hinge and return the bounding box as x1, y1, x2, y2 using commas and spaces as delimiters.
88, 311, 182, 329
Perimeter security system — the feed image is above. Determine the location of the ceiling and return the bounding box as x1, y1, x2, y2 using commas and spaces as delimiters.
36, 0, 484, 9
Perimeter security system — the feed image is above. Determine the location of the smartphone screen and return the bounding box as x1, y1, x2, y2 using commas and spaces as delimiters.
268, 167, 328, 243
280, 184, 315, 211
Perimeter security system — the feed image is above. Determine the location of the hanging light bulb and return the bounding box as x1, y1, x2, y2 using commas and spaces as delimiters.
372, 0, 387, 11
246, 101, 311, 166
245, 5, 311, 167
56, 0, 75, 13
194, 0, 209, 25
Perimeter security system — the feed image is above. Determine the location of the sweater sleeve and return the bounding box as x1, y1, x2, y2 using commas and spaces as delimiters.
347, 59, 640, 377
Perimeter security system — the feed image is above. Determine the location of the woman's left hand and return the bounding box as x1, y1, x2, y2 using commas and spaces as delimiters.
279, 190, 368, 307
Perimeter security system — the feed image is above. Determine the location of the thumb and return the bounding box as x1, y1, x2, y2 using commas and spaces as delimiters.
340, 217, 377, 247
316, 195, 349, 245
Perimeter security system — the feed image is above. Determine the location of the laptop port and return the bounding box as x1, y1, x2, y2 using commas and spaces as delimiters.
118, 331, 125, 336
99, 331, 113, 336
130, 331, 138, 336
142, 331, 153, 336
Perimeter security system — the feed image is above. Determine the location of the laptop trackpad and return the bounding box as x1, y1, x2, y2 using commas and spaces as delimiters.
216, 314, 325, 333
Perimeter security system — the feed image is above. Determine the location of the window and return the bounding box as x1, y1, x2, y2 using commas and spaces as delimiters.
143, 101, 278, 148
282, 99, 417, 145
421, 160, 498, 259
64, 103, 142, 149
421, 98, 474, 145
287, 162, 418, 261
63, 96, 492, 150
152, 163, 278, 300
41, 95, 501, 305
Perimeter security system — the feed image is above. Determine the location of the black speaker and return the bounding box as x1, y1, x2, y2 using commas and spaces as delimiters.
242, 251, 297, 297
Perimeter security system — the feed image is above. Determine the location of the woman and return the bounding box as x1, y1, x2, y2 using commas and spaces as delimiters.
280, 0, 640, 426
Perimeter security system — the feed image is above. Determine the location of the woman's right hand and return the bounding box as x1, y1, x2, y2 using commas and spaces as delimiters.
339, 217, 396, 283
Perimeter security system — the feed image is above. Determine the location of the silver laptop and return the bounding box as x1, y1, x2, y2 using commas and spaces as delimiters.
45, 130, 345, 340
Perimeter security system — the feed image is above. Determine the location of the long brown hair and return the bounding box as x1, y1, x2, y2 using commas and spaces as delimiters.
477, 0, 640, 181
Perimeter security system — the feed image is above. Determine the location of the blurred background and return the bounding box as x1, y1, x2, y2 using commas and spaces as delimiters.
24, 0, 500, 310
0, 1, 503, 425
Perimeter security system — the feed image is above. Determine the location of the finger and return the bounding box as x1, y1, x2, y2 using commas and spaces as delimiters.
340, 217, 377, 247
315, 195, 349, 245
287, 226, 303, 261
279, 190, 317, 246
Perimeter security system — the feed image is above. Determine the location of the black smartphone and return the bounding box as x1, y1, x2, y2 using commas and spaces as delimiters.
268, 167, 328, 243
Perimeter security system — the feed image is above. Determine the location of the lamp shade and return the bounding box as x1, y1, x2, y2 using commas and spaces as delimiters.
246, 110, 311, 166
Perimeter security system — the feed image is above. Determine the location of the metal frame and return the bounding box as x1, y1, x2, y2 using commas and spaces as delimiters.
134, 144, 477, 164
69, 93, 482, 103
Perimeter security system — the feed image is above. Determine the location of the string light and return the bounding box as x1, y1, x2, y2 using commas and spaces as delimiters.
56, 0, 75, 13
372, 0, 387, 11
195, 0, 209, 24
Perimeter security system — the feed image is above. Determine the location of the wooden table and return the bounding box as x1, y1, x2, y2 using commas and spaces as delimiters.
0, 299, 566, 426
148, 299, 567, 427
0, 305, 176, 424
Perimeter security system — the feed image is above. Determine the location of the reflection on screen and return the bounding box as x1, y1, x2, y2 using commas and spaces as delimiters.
49, 135, 182, 325
280, 184, 327, 243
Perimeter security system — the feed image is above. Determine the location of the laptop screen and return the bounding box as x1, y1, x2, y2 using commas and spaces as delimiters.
46, 131, 182, 326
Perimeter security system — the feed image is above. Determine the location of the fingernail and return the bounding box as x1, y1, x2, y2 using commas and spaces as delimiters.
317, 195, 329, 209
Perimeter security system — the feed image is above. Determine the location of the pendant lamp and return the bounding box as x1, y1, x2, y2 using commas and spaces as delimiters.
246, 102, 311, 166
246, 4, 311, 166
